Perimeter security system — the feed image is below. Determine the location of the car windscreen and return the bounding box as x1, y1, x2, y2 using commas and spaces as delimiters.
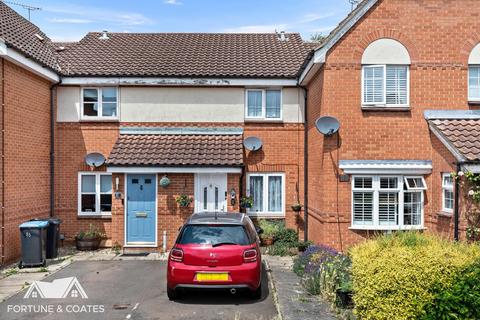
177, 224, 251, 245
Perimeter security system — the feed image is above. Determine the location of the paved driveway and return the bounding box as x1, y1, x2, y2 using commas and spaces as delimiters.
0, 260, 277, 320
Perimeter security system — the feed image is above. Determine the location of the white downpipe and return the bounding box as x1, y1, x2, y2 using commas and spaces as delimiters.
162, 230, 167, 253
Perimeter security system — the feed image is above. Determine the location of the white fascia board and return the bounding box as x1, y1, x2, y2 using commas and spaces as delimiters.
0, 42, 59, 82
339, 162, 433, 175
428, 123, 466, 162
462, 164, 480, 173
60, 77, 297, 87
298, 0, 378, 85
107, 166, 242, 174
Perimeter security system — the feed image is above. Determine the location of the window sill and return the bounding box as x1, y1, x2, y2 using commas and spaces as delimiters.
247, 212, 285, 219
468, 100, 480, 106
78, 214, 112, 219
244, 118, 283, 124
349, 225, 425, 231
438, 211, 453, 218
361, 105, 410, 111
80, 118, 119, 123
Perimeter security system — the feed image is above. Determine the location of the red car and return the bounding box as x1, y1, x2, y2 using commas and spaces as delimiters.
167, 212, 263, 300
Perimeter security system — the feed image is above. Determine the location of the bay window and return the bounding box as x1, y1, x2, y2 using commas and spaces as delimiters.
362, 65, 409, 107
78, 172, 112, 216
442, 173, 454, 213
246, 173, 284, 217
82, 87, 118, 119
351, 175, 424, 229
246, 89, 282, 120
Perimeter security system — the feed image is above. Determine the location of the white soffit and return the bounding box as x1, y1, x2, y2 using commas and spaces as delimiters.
339, 160, 433, 175
469, 43, 480, 64
361, 39, 411, 65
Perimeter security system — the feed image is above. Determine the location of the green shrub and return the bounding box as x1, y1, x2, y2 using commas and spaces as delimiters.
274, 227, 298, 246
422, 259, 480, 320
268, 243, 296, 256
351, 232, 480, 320
257, 219, 282, 240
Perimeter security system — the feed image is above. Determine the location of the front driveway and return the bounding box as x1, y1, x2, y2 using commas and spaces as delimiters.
0, 260, 277, 320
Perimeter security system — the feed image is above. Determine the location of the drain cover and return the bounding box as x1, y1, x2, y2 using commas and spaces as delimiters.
113, 304, 130, 310
120, 252, 150, 257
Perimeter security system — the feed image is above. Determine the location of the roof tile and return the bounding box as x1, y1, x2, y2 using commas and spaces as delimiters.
430, 119, 480, 161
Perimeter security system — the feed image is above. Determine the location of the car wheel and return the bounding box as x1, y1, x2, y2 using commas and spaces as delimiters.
167, 287, 179, 300
250, 283, 262, 300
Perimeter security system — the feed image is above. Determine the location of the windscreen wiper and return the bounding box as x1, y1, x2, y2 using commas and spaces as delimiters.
211, 242, 238, 247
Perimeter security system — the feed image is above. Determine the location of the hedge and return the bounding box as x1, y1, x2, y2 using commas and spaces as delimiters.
350, 232, 480, 320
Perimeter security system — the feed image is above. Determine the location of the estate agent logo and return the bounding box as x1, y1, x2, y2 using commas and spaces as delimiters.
24, 277, 88, 299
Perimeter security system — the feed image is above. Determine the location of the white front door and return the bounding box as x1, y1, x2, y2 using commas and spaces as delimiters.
195, 173, 227, 212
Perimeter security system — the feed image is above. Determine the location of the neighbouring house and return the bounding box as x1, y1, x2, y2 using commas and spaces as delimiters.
0, 3, 60, 265
300, 0, 480, 251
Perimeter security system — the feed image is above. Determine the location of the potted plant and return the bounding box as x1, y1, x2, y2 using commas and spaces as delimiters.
258, 219, 278, 246
240, 196, 254, 209
176, 194, 193, 208
75, 224, 105, 251
291, 203, 303, 212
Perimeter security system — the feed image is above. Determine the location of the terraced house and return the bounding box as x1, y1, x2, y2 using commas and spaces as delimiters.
1, 0, 480, 264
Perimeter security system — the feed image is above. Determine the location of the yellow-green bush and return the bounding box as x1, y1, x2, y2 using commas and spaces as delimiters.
350, 232, 480, 320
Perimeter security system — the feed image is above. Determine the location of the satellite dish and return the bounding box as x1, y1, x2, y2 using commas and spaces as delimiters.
243, 136, 263, 151
85, 152, 106, 167
315, 116, 340, 136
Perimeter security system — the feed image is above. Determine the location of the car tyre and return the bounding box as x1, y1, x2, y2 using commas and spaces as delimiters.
167, 287, 179, 300
250, 283, 262, 300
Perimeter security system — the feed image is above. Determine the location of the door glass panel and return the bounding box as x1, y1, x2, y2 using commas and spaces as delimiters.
144, 179, 152, 184
203, 187, 208, 210
132, 179, 139, 184
215, 187, 219, 210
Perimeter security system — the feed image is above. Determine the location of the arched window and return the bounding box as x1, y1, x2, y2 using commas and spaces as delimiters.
361, 39, 411, 108
468, 43, 480, 102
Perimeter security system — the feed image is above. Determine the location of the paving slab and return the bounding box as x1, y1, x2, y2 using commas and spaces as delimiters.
265, 255, 336, 320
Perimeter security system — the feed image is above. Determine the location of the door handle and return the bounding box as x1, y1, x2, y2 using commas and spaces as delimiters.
136, 212, 147, 218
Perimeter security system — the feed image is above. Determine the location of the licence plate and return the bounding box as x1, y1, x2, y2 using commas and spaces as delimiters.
196, 273, 229, 282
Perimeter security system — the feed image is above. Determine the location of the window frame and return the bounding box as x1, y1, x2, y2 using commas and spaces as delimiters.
81, 87, 119, 121
246, 173, 285, 218
350, 175, 424, 230
468, 65, 480, 102
442, 173, 454, 214
78, 172, 112, 216
245, 88, 283, 121
361, 64, 410, 108
404, 176, 427, 191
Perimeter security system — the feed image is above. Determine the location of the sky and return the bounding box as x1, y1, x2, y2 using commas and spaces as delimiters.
4, 0, 353, 42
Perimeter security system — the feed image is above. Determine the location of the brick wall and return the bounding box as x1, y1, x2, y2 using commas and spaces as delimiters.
306, 0, 479, 250
1, 60, 52, 263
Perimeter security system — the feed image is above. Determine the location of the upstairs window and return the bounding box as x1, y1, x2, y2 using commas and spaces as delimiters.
469, 66, 480, 101
246, 89, 282, 120
361, 39, 411, 108
442, 173, 454, 213
351, 175, 424, 230
362, 65, 409, 106
82, 87, 118, 120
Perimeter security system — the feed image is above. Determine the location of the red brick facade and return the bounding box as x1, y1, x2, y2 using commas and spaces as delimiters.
0, 59, 53, 264
305, 0, 478, 251
53, 120, 304, 252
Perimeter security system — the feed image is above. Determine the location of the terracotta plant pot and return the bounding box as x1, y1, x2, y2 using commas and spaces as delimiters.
291, 204, 303, 212
75, 238, 101, 251
261, 237, 274, 246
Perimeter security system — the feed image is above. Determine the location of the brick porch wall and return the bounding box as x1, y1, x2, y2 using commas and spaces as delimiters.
1, 60, 53, 264
305, 0, 479, 250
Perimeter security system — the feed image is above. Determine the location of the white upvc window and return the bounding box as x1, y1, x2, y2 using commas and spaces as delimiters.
81, 87, 118, 120
362, 65, 409, 107
468, 66, 480, 102
245, 89, 282, 120
246, 173, 285, 217
78, 172, 112, 216
351, 175, 424, 230
442, 173, 454, 213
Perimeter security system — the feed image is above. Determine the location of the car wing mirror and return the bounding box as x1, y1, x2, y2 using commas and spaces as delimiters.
256, 227, 263, 235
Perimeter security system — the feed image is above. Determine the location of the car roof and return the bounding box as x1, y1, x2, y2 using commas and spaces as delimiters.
186, 212, 248, 225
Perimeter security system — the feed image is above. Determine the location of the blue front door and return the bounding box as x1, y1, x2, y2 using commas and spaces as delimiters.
126, 174, 156, 244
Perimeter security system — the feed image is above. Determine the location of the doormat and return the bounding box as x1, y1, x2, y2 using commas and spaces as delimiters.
120, 252, 150, 257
